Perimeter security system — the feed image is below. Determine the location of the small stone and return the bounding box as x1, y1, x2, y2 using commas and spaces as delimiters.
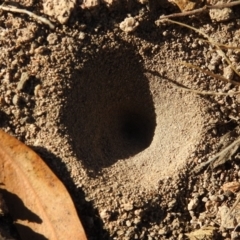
134, 209, 142, 216
99, 209, 110, 220
218, 195, 225, 201
12, 94, 20, 106
223, 66, 234, 80
79, 32, 86, 40
119, 17, 139, 33
123, 203, 134, 211
209, 8, 234, 22
209, 195, 221, 202
117, 230, 124, 236
17, 72, 29, 91
202, 197, 208, 202
188, 198, 199, 211
82, 0, 99, 8
47, 33, 58, 45
168, 199, 176, 209
125, 220, 131, 227
43, 0, 76, 24
133, 217, 141, 225
158, 228, 167, 235
34, 84, 42, 97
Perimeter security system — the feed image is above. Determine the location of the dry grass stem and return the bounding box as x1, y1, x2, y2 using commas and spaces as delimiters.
181, 62, 240, 86
0, 4, 55, 29
199, 39, 240, 50
157, 18, 240, 80
159, 1, 240, 19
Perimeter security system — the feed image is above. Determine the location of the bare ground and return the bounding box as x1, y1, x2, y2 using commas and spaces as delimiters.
1, 0, 240, 239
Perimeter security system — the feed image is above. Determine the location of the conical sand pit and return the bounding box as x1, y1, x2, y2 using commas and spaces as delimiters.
61, 44, 208, 188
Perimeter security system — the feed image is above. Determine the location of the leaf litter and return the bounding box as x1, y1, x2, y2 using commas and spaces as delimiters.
0, 130, 87, 240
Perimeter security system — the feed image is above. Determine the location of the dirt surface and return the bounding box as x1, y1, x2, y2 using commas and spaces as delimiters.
1, 0, 240, 239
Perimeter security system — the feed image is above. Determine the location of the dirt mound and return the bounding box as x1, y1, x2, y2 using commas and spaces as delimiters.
61, 42, 208, 188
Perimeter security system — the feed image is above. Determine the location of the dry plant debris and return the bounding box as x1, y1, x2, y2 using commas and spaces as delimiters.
161, 0, 240, 19
0, 4, 55, 29
0, 130, 87, 240
185, 226, 217, 240
222, 181, 240, 193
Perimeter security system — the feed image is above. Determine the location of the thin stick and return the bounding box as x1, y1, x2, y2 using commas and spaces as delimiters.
181, 62, 240, 86
0, 4, 55, 29
199, 39, 240, 50
159, 1, 240, 19
157, 19, 240, 79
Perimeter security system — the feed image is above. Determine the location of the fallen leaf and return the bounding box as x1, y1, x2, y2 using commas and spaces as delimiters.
185, 226, 217, 240
0, 129, 87, 240
221, 181, 240, 193
169, 0, 204, 12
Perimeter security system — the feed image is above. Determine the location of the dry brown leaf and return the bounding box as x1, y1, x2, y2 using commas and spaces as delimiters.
0, 129, 87, 240
221, 182, 240, 193
169, 0, 204, 12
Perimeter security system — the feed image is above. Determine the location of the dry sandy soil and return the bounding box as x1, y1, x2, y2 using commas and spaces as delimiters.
0, 0, 240, 239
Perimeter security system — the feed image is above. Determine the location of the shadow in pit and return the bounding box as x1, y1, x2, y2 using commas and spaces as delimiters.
61, 44, 156, 174
31, 146, 110, 240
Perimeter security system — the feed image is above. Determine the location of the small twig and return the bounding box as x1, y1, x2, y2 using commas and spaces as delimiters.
159, 1, 240, 19
181, 62, 240, 86
0, 4, 55, 29
199, 39, 240, 50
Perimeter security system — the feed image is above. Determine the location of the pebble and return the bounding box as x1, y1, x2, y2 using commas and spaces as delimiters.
168, 199, 176, 209
17, 72, 29, 91
34, 84, 42, 97
158, 228, 167, 235
123, 203, 134, 211
133, 217, 141, 225
125, 220, 131, 227
188, 198, 199, 211
209, 195, 220, 202
47, 33, 58, 45
12, 95, 21, 106
79, 32, 86, 40
99, 209, 111, 220
202, 197, 208, 202
119, 17, 139, 33
223, 66, 234, 80
209, 8, 234, 22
